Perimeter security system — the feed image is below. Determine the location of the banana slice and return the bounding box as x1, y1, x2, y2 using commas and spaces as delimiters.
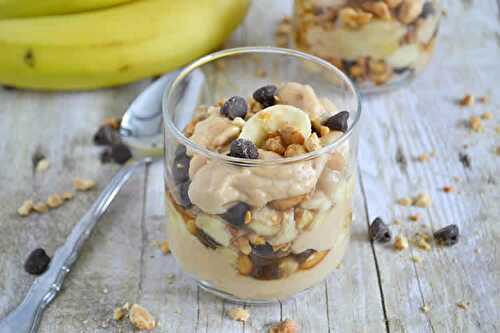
300, 190, 332, 211
248, 206, 282, 237
268, 210, 298, 246
386, 43, 420, 68
195, 213, 232, 247
239, 105, 311, 147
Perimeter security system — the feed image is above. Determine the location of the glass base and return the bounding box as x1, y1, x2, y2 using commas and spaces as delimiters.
197, 279, 314, 305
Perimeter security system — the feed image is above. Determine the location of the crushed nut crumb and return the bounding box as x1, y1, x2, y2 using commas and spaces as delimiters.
33, 202, 49, 213
456, 301, 470, 310
480, 111, 493, 120
74, 178, 96, 191
421, 304, 430, 313
275, 17, 291, 47
263, 136, 286, 155
398, 197, 413, 206
36, 159, 50, 172
103, 117, 121, 129
417, 153, 430, 162
414, 193, 432, 208
496, 126, 500, 134
62, 192, 74, 200
393, 219, 402, 225
279, 126, 305, 146
416, 237, 432, 251
269, 319, 299, 333
496, 146, 500, 156
114, 307, 128, 321
227, 307, 250, 322
160, 240, 170, 255
469, 115, 482, 132
17, 200, 34, 216
478, 96, 488, 103
129, 304, 156, 331
459, 94, 475, 107
443, 185, 455, 193
394, 235, 409, 251
409, 213, 421, 222
47, 193, 63, 208
304, 133, 322, 152
284, 144, 307, 157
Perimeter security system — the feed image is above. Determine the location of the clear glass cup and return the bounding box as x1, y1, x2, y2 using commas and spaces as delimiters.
162, 47, 361, 303
294, 0, 441, 93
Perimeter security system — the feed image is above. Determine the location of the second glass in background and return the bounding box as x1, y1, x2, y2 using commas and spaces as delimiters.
293, 0, 441, 93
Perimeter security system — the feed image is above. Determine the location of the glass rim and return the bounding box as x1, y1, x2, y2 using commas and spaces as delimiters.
163, 46, 362, 166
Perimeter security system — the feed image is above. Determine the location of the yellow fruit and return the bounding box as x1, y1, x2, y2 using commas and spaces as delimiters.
0, 0, 135, 19
0, 0, 250, 90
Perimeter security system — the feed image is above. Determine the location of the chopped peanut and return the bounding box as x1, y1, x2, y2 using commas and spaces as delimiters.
263, 136, 286, 155
73, 178, 96, 191
394, 235, 409, 250
284, 144, 306, 157
459, 94, 475, 107
279, 125, 305, 146
33, 202, 49, 213
398, 0, 424, 24
47, 194, 63, 208
227, 307, 250, 322
414, 193, 432, 208
362, 1, 391, 20
160, 240, 170, 255
129, 304, 156, 331
469, 116, 482, 132
17, 200, 34, 217
269, 319, 300, 333
304, 133, 322, 152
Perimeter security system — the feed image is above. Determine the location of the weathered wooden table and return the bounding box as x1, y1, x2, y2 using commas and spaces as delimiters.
1, 1, 499, 332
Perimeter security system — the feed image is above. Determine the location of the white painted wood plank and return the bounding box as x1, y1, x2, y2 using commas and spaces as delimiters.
358, 0, 500, 331
0, 82, 151, 333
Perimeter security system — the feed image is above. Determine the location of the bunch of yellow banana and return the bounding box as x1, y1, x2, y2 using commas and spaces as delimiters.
0, 0, 250, 90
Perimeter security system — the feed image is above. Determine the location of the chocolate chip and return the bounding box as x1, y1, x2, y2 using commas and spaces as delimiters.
220, 202, 250, 227
459, 152, 471, 169
253, 85, 278, 108
420, 2, 435, 19
251, 264, 281, 280
250, 243, 289, 267
93, 125, 121, 146
228, 139, 259, 159
294, 249, 316, 264
99, 148, 113, 164
24, 248, 51, 275
176, 181, 192, 208
172, 153, 190, 184
434, 224, 459, 246
195, 229, 221, 250
175, 145, 187, 158
394, 67, 411, 74
220, 96, 248, 120
369, 217, 392, 243
323, 111, 350, 132
111, 143, 132, 164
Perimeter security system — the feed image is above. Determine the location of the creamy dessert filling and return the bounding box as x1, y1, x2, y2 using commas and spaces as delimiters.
294, 0, 441, 87
166, 81, 355, 300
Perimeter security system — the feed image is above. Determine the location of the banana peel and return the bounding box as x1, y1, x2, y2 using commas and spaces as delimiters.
0, 0, 135, 19
0, 0, 250, 90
